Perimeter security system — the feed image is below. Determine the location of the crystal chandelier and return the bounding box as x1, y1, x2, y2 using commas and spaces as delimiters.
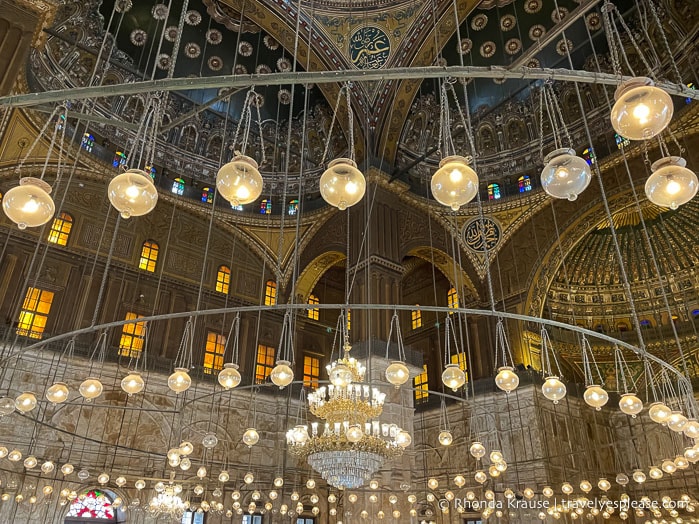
147, 484, 187, 518
287, 340, 407, 489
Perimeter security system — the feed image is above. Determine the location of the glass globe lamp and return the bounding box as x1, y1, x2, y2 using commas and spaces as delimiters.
618, 393, 643, 417
427, 478, 438, 490
292, 424, 309, 444
274, 477, 284, 487
346, 424, 363, 443
541, 148, 592, 201
2, 177, 55, 229
583, 385, 608, 410
395, 429, 412, 448
46, 382, 69, 404
645, 156, 697, 209
60, 463, 74, 476
0, 396, 15, 416
438, 430, 453, 446
542, 486, 554, 498
385, 361, 410, 387
77, 469, 90, 481
179, 441, 194, 456
489, 450, 504, 463
196, 466, 207, 478
15, 391, 38, 412
667, 411, 688, 432
470, 441, 486, 459
561, 482, 573, 495
23, 456, 38, 469
244, 472, 254, 484
495, 366, 519, 393
329, 363, 353, 387
610, 77, 673, 140
453, 474, 466, 487
442, 364, 466, 391
97, 473, 110, 485
648, 466, 663, 480
270, 360, 294, 388
683, 419, 699, 439
41, 461, 55, 474
218, 471, 230, 482
661, 459, 677, 474
616, 473, 629, 486
202, 433, 218, 448
430, 155, 479, 211
523, 488, 535, 499
79, 378, 103, 401
542, 376, 567, 403
684, 447, 699, 463
597, 478, 611, 492
674, 455, 689, 470
319, 158, 366, 210
8, 449, 22, 461
218, 363, 241, 390
306, 479, 316, 489
121, 372, 145, 395
243, 428, 260, 447
168, 368, 192, 393
115, 477, 127, 487
216, 155, 263, 206
648, 401, 671, 424
632, 469, 646, 483
108, 168, 158, 219
134, 479, 146, 490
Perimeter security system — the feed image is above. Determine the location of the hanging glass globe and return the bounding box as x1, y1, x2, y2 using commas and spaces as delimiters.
179, 441, 194, 456
242, 428, 260, 447
41, 461, 55, 474
23, 456, 38, 469
645, 156, 697, 209
168, 368, 192, 393
583, 385, 608, 410
0, 396, 15, 416
218, 470, 230, 482
684, 447, 699, 463
470, 441, 486, 459
115, 476, 127, 487
108, 168, 158, 219
243, 472, 254, 484
667, 411, 688, 432
542, 376, 567, 403
648, 466, 663, 480
616, 473, 629, 486
2, 177, 55, 229
430, 155, 479, 211
292, 424, 309, 444
438, 430, 453, 446
489, 450, 504, 463
523, 488, 535, 500
495, 366, 519, 393
306, 478, 316, 489
167, 448, 180, 461
218, 363, 241, 390
216, 155, 264, 206
541, 148, 592, 201
561, 482, 573, 495
597, 478, 611, 491
683, 419, 699, 439
453, 475, 466, 487
488, 465, 500, 477
442, 364, 466, 391
542, 486, 554, 498
610, 77, 673, 140
329, 363, 353, 387
179, 458, 191, 470
273, 477, 284, 487
674, 455, 689, 470
270, 360, 294, 388
495, 460, 507, 472
79, 378, 103, 401
395, 429, 412, 448
77, 469, 90, 481
15, 391, 38, 412
121, 372, 145, 395
8, 449, 22, 461
97, 473, 110, 485
196, 466, 207, 479
202, 433, 218, 448
385, 361, 410, 387
661, 459, 677, 474
426, 478, 438, 490
46, 382, 69, 404
60, 463, 74, 476
632, 469, 646, 483
0, 447, 6, 459
618, 393, 643, 417
319, 158, 366, 210
474, 470, 487, 484
134, 479, 146, 490
345, 424, 363, 443
648, 401, 671, 424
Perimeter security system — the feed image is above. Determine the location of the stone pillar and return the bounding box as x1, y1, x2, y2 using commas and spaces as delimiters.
0, 0, 56, 96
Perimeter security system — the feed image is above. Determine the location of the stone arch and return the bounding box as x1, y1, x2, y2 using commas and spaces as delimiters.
405, 246, 478, 302
294, 251, 347, 303
180, 125, 198, 151
505, 117, 527, 148
477, 123, 497, 155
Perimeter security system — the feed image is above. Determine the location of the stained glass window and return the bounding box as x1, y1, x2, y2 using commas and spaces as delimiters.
288, 199, 299, 215
201, 187, 213, 203
686, 82, 695, 104
172, 178, 185, 196
81, 133, 95, 153
113, 151, 127, 168
231, 203, 244, 211
582, 147, 596, 165
487, 183, 501, 200
260, 199, 272, 214
518, 175, 532, 193
614, 134, 630, 149
66, 489, 115, 519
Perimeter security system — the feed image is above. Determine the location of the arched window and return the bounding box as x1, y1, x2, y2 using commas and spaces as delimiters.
139, 240, 159, 272
582, 147, 596, 166
260, 199, 272, 214
685, 82, 695, 104
231, 203, 243, 211
288, 199, 299, 216
172, 178, 185, 196
518, 175, 532, 193
216, 266, 231, 294
201, 187, 213, 203
487, 183, 501, 200
411, 306, 422, 329
47, 212, 73, 246
81, 133, 95, 153
640, 319, 652, 328
264, 280, 277, 306
17, 287, 54, 339
692, 310, 699, 319
65, 489, 116, 521
414, 364, 429, 403
112, 151, 127, 168
145, 165, 157, 179
447, 287, 459, 310
615, 133, 630, 149
204, 331, 226, 374
307, 294, 319, 320
616, 321, 629, 332
118, 312, 146, 357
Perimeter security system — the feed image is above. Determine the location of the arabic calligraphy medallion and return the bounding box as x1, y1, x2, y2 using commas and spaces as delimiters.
349, 27, 391, 70
463, 218, 501, 252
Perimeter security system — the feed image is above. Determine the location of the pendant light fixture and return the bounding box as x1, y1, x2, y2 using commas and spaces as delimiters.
645, 156, 697, 210
441, 314, 466, 392
271, 311, 295, 389
580, 335, 609, 410
218, 314, 242, 390
493, 318, 519, 393
384, 311, 410, 387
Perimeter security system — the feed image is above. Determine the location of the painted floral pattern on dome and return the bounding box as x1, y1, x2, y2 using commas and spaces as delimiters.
263, 35, 280, 50
277, 57, 292, 72
556, 38, 573, 56
238, 41, 253, 57
151, 3, 168, 20
164, 26, 178, 43
206, 29, 223, 45
505, 38, 522, 55
586, 12, 602, 31
278, 89, 291, 105
185, 10, 202, 26
130, 29, 147, 47
233, 64, 248, 75
458, 38, 473, 54
471, 14, 488, 31
480, 41, 496, 58
255, 64, 272, 74
115, 0, 132, 13
208, 56, 223, 71
184, 43, 201, 59
156, 54, 170, 70
524, 0, 542, 14
529, 24, 546, 41
551, 7, 569, 23
500, 14, 516, 31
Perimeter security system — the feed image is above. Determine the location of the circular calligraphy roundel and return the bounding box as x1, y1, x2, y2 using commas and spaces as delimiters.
349, 27, 391, 70
463, 218, 501, 252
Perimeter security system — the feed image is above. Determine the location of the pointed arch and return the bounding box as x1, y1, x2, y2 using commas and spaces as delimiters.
295, 251, 347, 304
